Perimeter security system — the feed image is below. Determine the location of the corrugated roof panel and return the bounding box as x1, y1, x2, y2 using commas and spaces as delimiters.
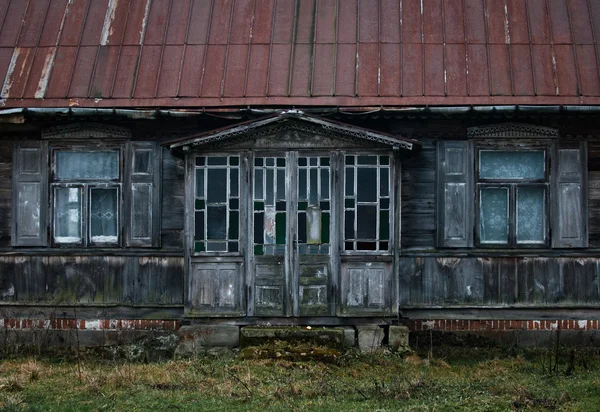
312, 43, 335, 96
295, 0, 316, 44
200, 44, 227, 97
445, 44, 467, 96
444, 0, 465, 43
178, 44, 205, 97
569, 0, 594, 44
510, 44, 535, 95
289, 43, 311, 96
506, 0, 529, 44
489, 44, 512, 96
548, 0, 572, 44
337, 0, 357, 43
251, 0, 274, 43
157, 45, 184, 97
208, 0, 233, 45
245, 44, 269, 96
379, 43, 400, 97
23, 46, 55, 98
359, 0, 379, 43
527, 0, 551, 44
186, 0, 212, 44
59, 0, 89, 46
80, 0, 109, 46
133, 45, 162, 98
315, 0, 336, 43
1, 47, 34, 98
423, 0, 443, 44
267, 43, 292, 95
223, 44, 249, 97
68, 46, 98, 97
0, 0, 28, 47
485, 0, 508, 44
424, 44, 444, 96
144, 0, 170, 45
464, 0, 486, 43
165, 0, 190, 44
334, 43, 356, 96
122, 0, 150, 45
402, 43, 423, 96
229, 0, 254, 44
357, 42, 378, 96
111, 45, 140, 97
89, 45, 119, 98
17, 0, 50, 47
467, 44, 489, 95
2, 0, 600, 108
401, 0, 421, 44
532, 45, 556, 96
554, 44, 579, 95
576, 45, 600, 95
38, 0, 68, 46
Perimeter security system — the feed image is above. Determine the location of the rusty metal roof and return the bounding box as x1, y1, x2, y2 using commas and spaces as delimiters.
1, 0, 600, 109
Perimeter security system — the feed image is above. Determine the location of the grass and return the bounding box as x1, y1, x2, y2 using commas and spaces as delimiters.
0, 348, 599, 411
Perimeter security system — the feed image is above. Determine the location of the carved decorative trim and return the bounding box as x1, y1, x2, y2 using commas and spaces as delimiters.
42, 123, 131, 140
188, 117, 415, 151
467, 123, 559, 139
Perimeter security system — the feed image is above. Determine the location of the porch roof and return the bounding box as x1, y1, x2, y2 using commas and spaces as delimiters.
1, 0, 600, 110
166, 110, 420, 152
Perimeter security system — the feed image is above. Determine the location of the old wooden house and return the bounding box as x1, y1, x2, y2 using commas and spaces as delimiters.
1, 0, 600, 348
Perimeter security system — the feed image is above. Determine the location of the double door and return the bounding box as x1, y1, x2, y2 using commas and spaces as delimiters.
249, 152, 337, 316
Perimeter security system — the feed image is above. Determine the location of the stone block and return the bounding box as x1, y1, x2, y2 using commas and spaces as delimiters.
357, 326, 384, 353
389, 325, 410, 352
240, 326, 344, 349
176, 325, 239, 357
336, 327, 356, 348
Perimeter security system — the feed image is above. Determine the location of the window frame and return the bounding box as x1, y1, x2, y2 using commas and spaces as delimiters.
474, 144, 551, 248
49, 145, 123, 248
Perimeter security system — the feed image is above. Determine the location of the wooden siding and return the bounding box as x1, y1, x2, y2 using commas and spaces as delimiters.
0, 255, 183, 306
161, 148, 185, 249
0, 141, 12, 248
399, 256, 600, 307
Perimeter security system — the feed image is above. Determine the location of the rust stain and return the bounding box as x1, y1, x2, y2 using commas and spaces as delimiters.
35, 47, 58, 98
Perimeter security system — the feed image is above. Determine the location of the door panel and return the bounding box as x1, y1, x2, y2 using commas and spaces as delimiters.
340, 261, 393, 315
254, 261, 286, 316
298, 261, 330, 316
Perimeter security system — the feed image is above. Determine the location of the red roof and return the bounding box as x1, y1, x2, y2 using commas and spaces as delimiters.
1, 0, 599, 109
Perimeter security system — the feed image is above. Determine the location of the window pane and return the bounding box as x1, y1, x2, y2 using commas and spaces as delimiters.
207, 206, 227, 239
357, 205, 377, 239
357, 168, 377, 202
479, 151, 545, 180
480, 188, 509, 244
207, 169, 227, 203
56, 151, 119, 180
90, 188, 118, 243
195, 169, 204, 198
517, 187, 545, 243
54, 187, 81, 243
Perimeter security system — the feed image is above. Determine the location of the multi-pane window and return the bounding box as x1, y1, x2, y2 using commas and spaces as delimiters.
253, 156, 286, 256
297, 156, 330, 255
344, 155, 391, 251
52, 150, 120, 246
477, 149, 548, 247
194, 156, 240, 253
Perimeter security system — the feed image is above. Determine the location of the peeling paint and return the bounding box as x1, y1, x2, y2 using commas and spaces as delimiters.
551, 50, 559, 95
1, 49, 21, 98
503, 4, 510, 44
101, 0, 120, 45
578, 320, 587, 329
35, 47, 57, 99
139, 0, 152, 45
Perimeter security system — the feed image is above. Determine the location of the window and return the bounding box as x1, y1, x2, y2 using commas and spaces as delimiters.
51, 149, 120, 246
476, 149, 549, 247
12, 140, 160, 248
344, 154, 391, 251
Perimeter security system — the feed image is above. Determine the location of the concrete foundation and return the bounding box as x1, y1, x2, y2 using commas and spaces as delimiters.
356, 326, 384, 353
389, 325, 410, 352
176, 325, 240, 357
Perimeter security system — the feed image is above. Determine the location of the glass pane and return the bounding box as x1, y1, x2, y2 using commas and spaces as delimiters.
207, 169, 227, 203
345, 168, 354, 196
56, 151, 119, 180
380, 168, 389, 197
517, 187, 545, 243
266, 169, 274, 205
380, 210, 390, 240
207, 206, 227, 239
195, 169, 204, 198
357, 168, 377, 202
254, 169, 263, 199
207, 157, 227, 165
90, 188, 118, 243
228, 211, 239, 240
344, 211, 354, 239
133, 150, 152, 174
277, 169, 285, 200
194, 211, 205, 241
54, 187, 81, 243
357, 205, 377, 239
320, 168, 329, 200
480, 151, 545, 180
480, 188, 509, 243
309, 168, 318, 205
299, 169, 307, 200
230, 169, 239, 197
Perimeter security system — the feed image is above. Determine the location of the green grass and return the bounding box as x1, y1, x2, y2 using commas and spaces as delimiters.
0, 348, 599, 411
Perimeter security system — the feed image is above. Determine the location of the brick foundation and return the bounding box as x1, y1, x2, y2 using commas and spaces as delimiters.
0, 318, 181, 331
404, 319, 600, 331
